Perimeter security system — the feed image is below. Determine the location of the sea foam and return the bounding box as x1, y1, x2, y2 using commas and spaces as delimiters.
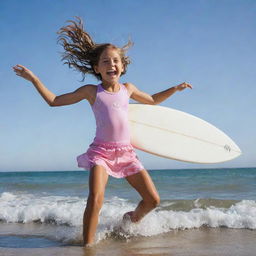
0, 192, 255, 243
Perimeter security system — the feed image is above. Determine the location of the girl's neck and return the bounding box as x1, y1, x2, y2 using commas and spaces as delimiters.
101, 81, 120, 93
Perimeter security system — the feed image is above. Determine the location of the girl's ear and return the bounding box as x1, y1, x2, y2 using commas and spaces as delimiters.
120, 62, 124, 73
93, 65, 99, 74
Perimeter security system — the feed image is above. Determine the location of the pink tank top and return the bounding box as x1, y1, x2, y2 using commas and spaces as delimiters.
92, 83, 131, 144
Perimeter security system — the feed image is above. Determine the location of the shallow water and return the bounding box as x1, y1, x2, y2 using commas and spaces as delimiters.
0, 168, 255, 253
1, 228, 255, 256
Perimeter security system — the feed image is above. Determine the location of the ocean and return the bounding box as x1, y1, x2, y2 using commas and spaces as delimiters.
0, 168, 255, 256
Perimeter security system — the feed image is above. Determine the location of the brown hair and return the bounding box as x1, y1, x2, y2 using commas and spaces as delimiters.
57, 17, 132, 80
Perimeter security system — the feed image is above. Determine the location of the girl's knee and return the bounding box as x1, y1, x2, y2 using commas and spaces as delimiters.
146, 194, 160, 209
87, 193, 104, 211
152, 195, 160, 208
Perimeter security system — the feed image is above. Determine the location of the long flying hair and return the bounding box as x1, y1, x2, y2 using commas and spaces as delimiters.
57, 17, 132, 80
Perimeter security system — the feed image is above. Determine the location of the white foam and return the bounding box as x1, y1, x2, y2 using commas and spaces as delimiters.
96, 198, 256, 242
0, 192, 84, 226
0, 192, 255, 243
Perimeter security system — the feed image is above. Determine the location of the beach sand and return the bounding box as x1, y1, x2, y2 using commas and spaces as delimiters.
0, 227, 255, 256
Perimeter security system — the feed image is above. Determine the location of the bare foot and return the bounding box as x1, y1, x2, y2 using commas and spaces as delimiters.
123, 211, 139, 222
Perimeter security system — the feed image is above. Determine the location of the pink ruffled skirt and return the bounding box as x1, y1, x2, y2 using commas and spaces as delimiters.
77, 142, 144, 178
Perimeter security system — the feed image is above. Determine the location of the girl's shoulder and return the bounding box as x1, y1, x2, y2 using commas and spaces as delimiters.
78, 84, 98, 105
123, 82, 137, 89
80, 84, 98, 93
83, 83, 98, 89
123, 82, 138, 96
123, 82, 133, 97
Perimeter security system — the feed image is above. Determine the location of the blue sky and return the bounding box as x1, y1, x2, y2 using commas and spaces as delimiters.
1, 0, 255, 171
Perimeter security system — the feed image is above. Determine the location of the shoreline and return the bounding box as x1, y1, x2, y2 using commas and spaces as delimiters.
1, 227, 255, 256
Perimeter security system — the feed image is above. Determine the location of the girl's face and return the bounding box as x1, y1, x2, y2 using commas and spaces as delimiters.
94, 47, 124, 85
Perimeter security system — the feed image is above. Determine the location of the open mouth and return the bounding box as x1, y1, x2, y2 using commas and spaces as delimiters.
106, 70, 117, 76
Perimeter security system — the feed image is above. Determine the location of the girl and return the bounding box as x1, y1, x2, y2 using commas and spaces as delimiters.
13, 18, 192, 246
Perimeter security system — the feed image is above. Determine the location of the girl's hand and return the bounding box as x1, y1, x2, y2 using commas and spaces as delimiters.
12, 64, 37, 82
176, 82, 193, 91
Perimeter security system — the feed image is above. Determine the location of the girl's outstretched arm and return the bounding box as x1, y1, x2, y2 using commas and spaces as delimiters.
125, 82, 192, 105
13, 65, 94, 106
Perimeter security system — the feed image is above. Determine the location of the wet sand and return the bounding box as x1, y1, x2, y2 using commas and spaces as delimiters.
0, 227, 255, 256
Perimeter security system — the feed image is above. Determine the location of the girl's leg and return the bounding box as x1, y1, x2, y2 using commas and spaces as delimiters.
125, 169, 160, 222
83, 165, 109, 246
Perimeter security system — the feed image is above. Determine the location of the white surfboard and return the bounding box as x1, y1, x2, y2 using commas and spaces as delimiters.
128, 104, 241, 164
